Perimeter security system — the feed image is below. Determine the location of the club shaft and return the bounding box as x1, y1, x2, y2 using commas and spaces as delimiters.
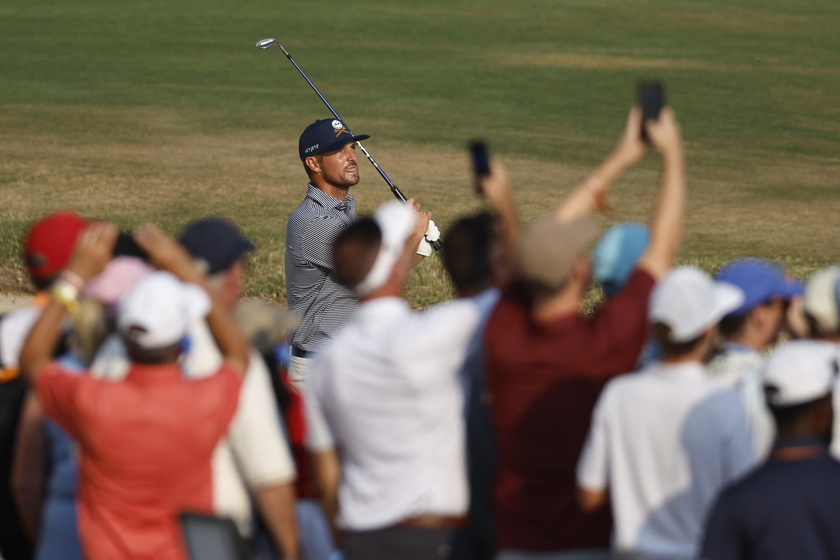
273, 43, 442, 250
279, 45, 411, 205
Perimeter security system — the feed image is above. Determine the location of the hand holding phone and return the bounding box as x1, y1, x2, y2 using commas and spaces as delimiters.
469, 140, 491, 196
637, 82, 664, 143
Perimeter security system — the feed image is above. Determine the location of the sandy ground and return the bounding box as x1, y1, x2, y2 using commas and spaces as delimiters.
0, 293, 33, 314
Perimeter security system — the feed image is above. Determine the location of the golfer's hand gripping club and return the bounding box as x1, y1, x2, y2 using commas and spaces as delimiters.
256, 38, 443, 251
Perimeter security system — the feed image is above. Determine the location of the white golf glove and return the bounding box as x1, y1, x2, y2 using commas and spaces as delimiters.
416, 219, 440, 257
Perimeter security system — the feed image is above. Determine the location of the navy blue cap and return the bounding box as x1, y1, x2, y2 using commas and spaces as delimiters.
299, 118, 370, 161
715, 258, 803, 318
178, 217, 256, 275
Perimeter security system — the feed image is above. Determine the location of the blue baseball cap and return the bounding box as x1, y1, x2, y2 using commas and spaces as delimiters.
715, 258, 803, 318
179, 217, 256, 275
298, 118, 370, 161
593, 222, 650, 297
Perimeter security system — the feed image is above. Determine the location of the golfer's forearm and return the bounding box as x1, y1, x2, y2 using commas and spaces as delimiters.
19, 300, 66, 383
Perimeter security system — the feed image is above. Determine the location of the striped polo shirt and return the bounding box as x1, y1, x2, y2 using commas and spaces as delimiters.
285, 184, 359, 352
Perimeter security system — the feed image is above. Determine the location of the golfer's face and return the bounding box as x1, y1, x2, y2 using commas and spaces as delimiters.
320, 142, 360, 188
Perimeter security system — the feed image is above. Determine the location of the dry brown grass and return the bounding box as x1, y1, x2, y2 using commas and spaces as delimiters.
2, 104, 839, 307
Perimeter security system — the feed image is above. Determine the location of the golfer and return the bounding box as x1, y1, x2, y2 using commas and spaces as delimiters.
285, 118, 432, 387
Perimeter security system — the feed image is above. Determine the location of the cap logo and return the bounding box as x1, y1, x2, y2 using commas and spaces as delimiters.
304, 144, 319, 154
331, 119, 351, 138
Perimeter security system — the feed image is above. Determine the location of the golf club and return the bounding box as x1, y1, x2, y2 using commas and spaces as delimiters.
256, 38, 442, 251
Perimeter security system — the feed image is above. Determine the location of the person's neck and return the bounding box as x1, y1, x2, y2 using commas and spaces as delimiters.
728, 331, 766, 353
531, 286, 581, 324
531, 281, 585, 324
312, 180, 349, 201
772, 434, 828, 461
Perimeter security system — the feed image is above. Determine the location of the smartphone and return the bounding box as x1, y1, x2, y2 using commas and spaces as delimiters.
469, 140, 491, 177
113, 231, 149, 260
637, 82, 664, 142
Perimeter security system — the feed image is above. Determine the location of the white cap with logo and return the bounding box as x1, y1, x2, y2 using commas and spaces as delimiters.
649, 266, 744, 342
117, 271, 210, 349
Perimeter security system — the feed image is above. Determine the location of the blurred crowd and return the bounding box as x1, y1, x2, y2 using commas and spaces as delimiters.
1, 104, 839, 560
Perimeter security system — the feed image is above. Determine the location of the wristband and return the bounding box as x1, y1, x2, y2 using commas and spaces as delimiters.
49, 280, 81, 319
585, 174, 607, 212
59, 270, 85, 291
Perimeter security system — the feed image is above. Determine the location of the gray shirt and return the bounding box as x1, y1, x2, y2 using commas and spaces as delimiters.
285, 184, 358, 352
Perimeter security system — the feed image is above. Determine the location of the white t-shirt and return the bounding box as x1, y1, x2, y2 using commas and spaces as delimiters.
0, 304, 41, 368
707, 345, 774, 459
305, 296, 480, 531
577, 362, 756, 559
92, 319, 296, 535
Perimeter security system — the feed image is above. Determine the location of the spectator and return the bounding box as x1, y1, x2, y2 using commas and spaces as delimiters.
798, 265, 840, 459
577, 266, 754, 559
91, 217, 300, 559
305, 200, 479, 560
702, 340, 840, 560
443, 162, 518, 560
708, 259, 803, 458
1, 210, 86, 560
19, 222, 250, 560
484, 105, 685, 558
12, 256, 153, 560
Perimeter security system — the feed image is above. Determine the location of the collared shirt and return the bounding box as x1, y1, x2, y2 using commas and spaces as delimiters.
37, 361, 241, 560
285, 184, 359, 352
702, 439, 840, 560
305, 296, 481, 531
91, 319, 297, 535
577, 362, 755, 559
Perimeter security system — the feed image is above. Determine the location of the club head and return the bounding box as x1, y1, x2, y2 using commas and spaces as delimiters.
255, 38, 278, 50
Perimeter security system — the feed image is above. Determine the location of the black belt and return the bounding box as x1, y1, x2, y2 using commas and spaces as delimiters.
291, 346, 313, 359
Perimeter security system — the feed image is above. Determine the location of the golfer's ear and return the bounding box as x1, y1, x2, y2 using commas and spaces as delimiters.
305, 156, 321, 174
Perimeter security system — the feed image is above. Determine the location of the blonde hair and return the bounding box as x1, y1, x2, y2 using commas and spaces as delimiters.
68, 300, 112, 365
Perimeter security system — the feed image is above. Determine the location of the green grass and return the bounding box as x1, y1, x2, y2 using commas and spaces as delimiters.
2, 0, 840, 305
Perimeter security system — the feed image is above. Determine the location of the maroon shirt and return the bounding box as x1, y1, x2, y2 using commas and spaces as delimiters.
485, 269, 655, 552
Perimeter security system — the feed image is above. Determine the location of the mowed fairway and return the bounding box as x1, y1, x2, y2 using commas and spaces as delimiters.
1, 0, 839, 305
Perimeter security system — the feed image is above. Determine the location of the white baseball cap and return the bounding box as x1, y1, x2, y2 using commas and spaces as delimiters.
763, 340, 839, 408
649, 266, 745, 343
804, 266, 840, 335
354, 200, 416, 297
117, 271, 210, 349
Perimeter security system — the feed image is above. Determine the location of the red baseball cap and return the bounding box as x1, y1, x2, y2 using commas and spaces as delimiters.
23, 210, 87, 281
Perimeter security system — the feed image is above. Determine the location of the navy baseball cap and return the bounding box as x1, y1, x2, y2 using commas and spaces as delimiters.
715, 258, 803, 318
298, 118, 370, 161
178, 217, 256, 275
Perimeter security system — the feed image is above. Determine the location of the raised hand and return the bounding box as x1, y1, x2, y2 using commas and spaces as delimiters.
65, 222, 118, 282
611, 105, 649, 168
133, 223, 203, 285
645, 107, 683, 160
